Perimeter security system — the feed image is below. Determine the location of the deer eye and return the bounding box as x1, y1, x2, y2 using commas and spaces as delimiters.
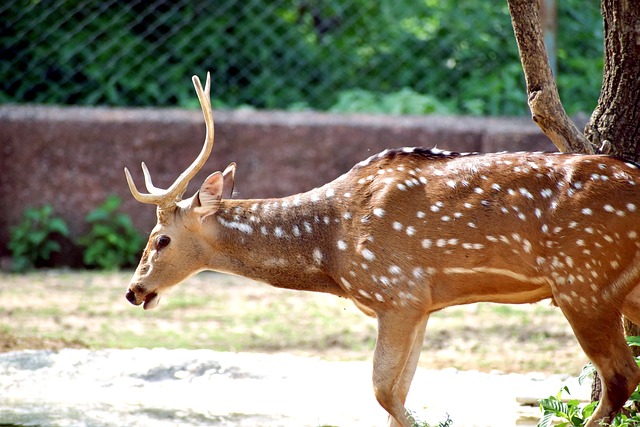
156, 235, 171, 250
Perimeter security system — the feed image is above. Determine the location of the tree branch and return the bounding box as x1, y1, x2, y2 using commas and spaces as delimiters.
507, 0, 597, 154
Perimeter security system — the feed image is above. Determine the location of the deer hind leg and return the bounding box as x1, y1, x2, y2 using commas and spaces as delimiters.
558, 301, 640, 427
373, 311, 429, 427
622, 282, 640, 325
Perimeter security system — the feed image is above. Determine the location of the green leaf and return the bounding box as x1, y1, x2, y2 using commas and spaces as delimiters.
578, 363, 595, 385
537, 411, 555, 427
49, 218, 70, 236
626, 336, 640, 347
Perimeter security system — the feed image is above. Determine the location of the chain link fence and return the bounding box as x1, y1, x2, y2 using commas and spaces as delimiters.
2, 0, 602, 116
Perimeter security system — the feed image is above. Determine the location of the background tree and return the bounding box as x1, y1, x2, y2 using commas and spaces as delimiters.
506, 0, 640, 401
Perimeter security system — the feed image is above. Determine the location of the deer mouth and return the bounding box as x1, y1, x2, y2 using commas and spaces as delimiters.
125, 289, 161, 310
143, 292, 161, 310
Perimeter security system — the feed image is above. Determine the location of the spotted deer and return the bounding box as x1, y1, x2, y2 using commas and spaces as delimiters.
124, 73, 640, 427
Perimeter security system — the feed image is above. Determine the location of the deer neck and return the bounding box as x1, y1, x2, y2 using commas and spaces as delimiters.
204, 191, 346, 297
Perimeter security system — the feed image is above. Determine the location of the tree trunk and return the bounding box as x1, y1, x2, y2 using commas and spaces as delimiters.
508, 0, 640, 405
584, 0, 640, 160
588, 0, 640, 404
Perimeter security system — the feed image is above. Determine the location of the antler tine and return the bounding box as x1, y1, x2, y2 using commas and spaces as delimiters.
124, 165, 164, 204
123, 72, 215, 208
141, 162, 163, 194
157, 72, 215, 206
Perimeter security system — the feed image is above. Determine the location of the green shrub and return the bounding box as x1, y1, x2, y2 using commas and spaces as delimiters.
538, 337, 640, 427
8, 205, 70, 272
412, 413, 453, 427
2, 0, 602, 116
77, 195, 145, 270
330, 88, 453, 115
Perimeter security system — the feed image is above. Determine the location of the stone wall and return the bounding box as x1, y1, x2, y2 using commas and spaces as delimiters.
0, 106, 554, 261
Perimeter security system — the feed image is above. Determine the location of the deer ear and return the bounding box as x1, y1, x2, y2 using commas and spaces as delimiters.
221, 162, 236, 199
193, 172, 223, 220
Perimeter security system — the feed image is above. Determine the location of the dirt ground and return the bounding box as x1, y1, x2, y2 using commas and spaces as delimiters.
0, 270, 588, 375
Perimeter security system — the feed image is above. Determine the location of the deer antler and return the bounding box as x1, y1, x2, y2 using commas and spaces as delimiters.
124, 72, 214, 208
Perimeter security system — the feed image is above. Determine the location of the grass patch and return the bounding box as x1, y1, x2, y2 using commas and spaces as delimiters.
0, 270, 586, 373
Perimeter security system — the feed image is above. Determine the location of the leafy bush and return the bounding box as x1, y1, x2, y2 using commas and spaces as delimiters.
412, 413, 453, 427
2, 0, 602, 116
8, 205, 70, 272
330, 88, 453, 115
77, 195, 145, 270
538, 337, 640, 427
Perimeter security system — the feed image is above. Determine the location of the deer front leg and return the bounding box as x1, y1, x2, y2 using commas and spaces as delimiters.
373, 310, 428, 427
396, 316, 429, 406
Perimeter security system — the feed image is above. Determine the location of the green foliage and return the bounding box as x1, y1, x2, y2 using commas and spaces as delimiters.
538, 386, 597, 427
2, 0, 602, 116
77, 195, 145, 270
538, 337, 640, 427
330, 88, 453, 115
409, 412, 452, 427
8, 205, 70, 272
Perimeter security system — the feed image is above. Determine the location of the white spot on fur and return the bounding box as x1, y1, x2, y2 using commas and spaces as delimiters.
274, 226, 286, 238
361, 249, 376, 261
519, 188, 534, 199
313, 248, 323, 264
303, 221, 313, 233
359, 289, 372, 299
373, 208, 385, 217
389, 265, 402, 275
217, 217, 254, 235
337, 240, 347, 251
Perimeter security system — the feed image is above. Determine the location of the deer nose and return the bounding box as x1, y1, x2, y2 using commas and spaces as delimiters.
125, 289, 142, 306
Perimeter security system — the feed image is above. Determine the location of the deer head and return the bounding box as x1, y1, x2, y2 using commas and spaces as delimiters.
124, 73, 236, 309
